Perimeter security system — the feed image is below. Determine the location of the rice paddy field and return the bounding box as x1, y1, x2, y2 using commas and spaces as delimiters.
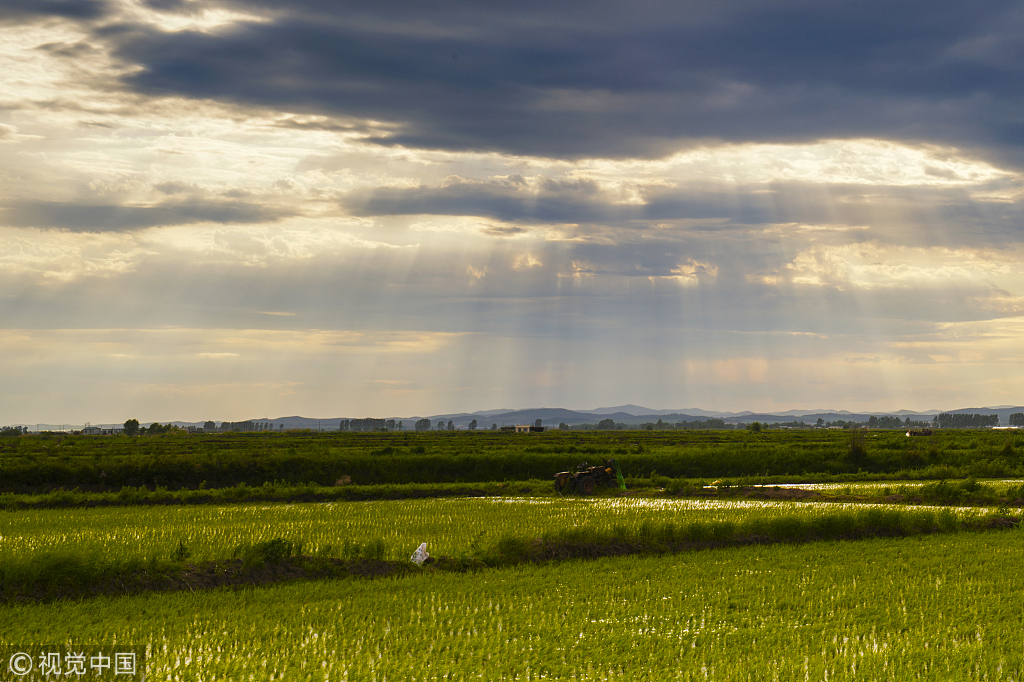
2, 450, 1023, 679
0, 497, 1001, 567
2, 529, 1023, 680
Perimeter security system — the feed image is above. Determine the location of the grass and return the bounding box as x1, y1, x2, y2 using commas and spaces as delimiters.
2, 474, 1023, 512
3, 530, 1023, 679
1, 501, 1016, 603
5, 430, 1023, 677
2, 428, 1023, 493
0, 479, 558, 511
3, 495, 1008, 568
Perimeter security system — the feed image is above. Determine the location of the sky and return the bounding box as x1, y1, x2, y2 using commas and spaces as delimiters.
2, 0, 1024, 424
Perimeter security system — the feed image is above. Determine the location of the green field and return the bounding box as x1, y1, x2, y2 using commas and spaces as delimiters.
2, 430, 1023, 679
1, 429, 1022, 493
0, 497, 991, 567
3, 531, 1022, 680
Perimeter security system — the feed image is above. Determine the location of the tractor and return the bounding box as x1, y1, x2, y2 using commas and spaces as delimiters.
554, 458, 626, 495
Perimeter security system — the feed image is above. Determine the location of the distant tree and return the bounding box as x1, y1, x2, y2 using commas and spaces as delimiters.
491, 423, 497, 430
447, 420, 454, 431
468, 419, 477, 430
748, 422, 762, 433
397, 421, 403, 431
1010, 413, 1024, 427
437, 420, 445, 430
865, 415, 898, 429
386, 419, 396, 431
935, 413, 999, 429
413, 418, 430, 431
597, 418, 616, 430
534, 419, 542, 428
559, 422, 568, 430
145, 422, 174, 435
123, 419, 139, 437
815, 418, 824, 427
0, 426, 22, 437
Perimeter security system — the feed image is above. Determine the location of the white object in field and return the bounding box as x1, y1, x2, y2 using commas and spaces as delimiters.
410, 542, 429, 565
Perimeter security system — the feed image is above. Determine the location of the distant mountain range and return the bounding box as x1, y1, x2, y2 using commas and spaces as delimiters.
25, 404, 1023, 432
407, 405, 1024, 428
31, 403, 1014, 431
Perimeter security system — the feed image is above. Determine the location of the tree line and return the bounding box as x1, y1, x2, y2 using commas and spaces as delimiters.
933, 413, 999, 429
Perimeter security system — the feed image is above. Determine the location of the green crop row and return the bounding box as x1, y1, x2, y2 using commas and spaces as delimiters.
0, 429, 1022, 493
0, 479, 557, 511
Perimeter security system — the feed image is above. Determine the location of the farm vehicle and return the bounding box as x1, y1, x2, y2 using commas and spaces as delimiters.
554, 458, 626, 495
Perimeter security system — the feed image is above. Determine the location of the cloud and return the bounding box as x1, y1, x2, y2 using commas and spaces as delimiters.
0, 0, 110, 23
779, 243, 1022, 290
153, 181, 202, 195
4, 0, 1024, 419
480, 223, 529, 237
0, 328, 464, 358
512, 252, 542, 270
0, 199, 295, 231
100, 0, 1024, 165
342, 173, 1024, 252
344, 178, 621, 224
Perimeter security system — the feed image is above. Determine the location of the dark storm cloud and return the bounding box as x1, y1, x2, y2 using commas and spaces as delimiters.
138, 0, 194, 11
0, 0, 109, 22
106, 0, 1024, 162
0, 199, 294, 231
